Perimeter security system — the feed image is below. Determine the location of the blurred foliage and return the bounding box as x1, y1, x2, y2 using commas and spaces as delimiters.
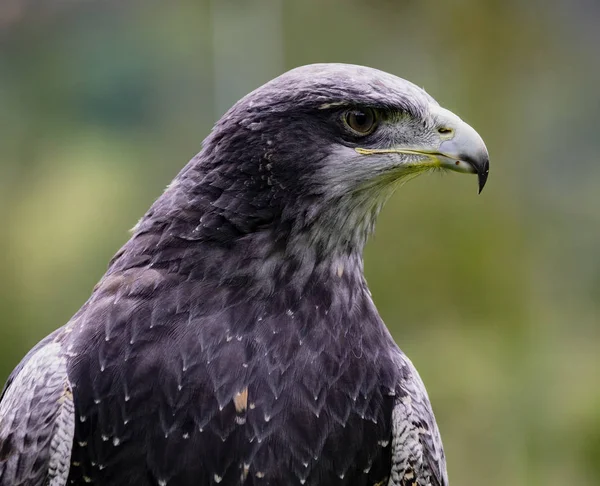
1, 1, 599, 485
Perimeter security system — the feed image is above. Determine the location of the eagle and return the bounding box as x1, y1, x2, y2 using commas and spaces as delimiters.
0, 64, 489, 486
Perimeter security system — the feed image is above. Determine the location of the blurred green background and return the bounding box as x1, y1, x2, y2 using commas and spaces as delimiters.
1, 1, 599, 485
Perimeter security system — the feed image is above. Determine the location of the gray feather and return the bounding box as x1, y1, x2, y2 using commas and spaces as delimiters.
388, 355, 447, 486
0, 341, 74, 486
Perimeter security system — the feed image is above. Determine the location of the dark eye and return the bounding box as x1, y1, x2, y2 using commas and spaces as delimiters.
438, 127, 453, 135
344, 108, 378, 135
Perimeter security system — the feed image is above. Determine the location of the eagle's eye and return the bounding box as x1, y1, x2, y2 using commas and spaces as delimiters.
344, 108, 378, 135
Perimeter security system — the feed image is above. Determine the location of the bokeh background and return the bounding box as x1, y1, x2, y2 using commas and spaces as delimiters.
1, 1, 599, 484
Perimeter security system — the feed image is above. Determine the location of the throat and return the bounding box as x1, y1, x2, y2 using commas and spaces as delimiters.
115, 210, 368, 315
296, 191, 386, 259
215, 227, 368, 313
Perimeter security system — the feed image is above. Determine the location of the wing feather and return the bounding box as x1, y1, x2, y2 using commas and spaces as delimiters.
0, 341, 74, 486
388, 355, 447, 486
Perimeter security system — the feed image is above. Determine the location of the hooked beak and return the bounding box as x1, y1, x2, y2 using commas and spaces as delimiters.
355, 106, 490, 193
436, 116, 490, 193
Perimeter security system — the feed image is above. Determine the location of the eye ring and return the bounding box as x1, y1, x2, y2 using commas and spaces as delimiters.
438, 127, 453, 135
344, 108, 378, 136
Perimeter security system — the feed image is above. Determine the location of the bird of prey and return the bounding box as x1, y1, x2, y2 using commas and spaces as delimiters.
0, 64, 489, 486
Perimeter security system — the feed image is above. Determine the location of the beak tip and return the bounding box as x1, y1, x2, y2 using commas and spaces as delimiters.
477, 162, 489, 194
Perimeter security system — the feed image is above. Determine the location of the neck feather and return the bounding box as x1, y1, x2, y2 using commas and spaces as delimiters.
106, 150, 390, 311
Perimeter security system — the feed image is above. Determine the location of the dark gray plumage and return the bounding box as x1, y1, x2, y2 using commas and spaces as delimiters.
0, 63, 489, 486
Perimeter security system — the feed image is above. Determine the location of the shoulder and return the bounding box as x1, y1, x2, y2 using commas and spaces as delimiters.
0, 335, 74, 486
387, 353, 448, 486
1, 327, 64, 399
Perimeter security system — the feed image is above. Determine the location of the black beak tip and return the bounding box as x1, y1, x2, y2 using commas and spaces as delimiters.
459, 152, 490, 194
477, 158, 490, 194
